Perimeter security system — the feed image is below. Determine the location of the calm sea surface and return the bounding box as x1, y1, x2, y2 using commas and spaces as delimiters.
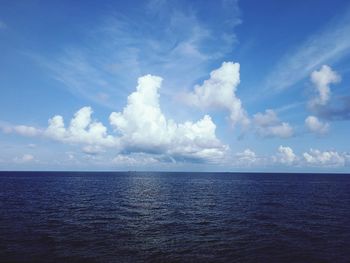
0, 172, 349, 262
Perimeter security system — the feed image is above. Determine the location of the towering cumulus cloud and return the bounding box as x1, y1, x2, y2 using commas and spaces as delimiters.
186, 62, 249, 127
309, 65, 341, 108
305, 115, 329, 134
110, 75, 228, 162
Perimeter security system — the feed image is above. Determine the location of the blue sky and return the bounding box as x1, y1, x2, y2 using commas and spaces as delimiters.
1, 0, 350, 172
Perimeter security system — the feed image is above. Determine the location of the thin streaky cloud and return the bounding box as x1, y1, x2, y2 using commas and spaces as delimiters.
36, 2, 241, 109
265, 6, 350, 92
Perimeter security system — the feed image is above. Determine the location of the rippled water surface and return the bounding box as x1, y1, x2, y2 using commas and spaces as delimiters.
1, 172, 350, 262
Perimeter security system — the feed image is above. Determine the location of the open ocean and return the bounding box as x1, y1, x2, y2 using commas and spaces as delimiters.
0, 172, 349, 262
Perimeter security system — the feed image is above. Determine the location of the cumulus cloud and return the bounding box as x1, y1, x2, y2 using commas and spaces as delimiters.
235, 148, 260, 166
274, 146, 297, 165
305, 115, 329, 134
1, 109, 117, 147
110, 74, 228, 162
271, 147, 349, 167
304, 65, 347, 123
185, 62, 249, 127
309, 65, 341, 109
1, 74, 228, 163
303, 149, 346, 167
236, 148, 256, 159
253, 109, 293, 138
46, 107, 117, 147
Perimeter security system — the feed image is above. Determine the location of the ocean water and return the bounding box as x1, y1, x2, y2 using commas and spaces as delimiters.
0, 172, 349, 262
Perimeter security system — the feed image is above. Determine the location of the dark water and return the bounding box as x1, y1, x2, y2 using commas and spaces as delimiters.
0, 172, 350, 262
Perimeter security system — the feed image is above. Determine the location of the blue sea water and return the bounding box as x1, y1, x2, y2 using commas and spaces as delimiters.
0, 172, 350, 262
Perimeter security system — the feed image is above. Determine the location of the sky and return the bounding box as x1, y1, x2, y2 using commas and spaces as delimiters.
1, 0, 350, 172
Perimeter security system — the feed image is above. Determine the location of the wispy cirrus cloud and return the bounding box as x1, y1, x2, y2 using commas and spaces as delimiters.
265, 6, 350, 92
39, 0, 241, 109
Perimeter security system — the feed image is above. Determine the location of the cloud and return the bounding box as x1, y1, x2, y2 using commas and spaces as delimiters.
303, 149, 346, 167
185, 61, 249, 127
274, 146, 297, 165
46, 107, 118, 147
234, 148, 260, 166
1, 74, 228, 163
253, 109, 293, 138
40, 2, 241, 109
265, 8, 350, 91
232, 148, 286, 168
308, 65, 341, 108
305, 65, 350, 121
272, 147, 348, 167
112, 153, 160, 166
110, 74, 228, 162
305, 115, 329, 134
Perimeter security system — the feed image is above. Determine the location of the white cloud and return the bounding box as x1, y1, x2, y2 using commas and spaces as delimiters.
236, 148, 256, 159
275, 146, 296, 165
1, 74, 227, 163
45, 107, 118, 147
253, 109, 293, 138
235, 148, 259, 166
305, 115, 329, 134
109, 75, 172, 150
265, 8, 350, 91
110, 74, 228, 162
309, 65, 341, 108
185, 61, 249, 127
303, 149, 346, 167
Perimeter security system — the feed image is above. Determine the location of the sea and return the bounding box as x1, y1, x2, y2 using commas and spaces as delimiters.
0, 172, 349, 262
